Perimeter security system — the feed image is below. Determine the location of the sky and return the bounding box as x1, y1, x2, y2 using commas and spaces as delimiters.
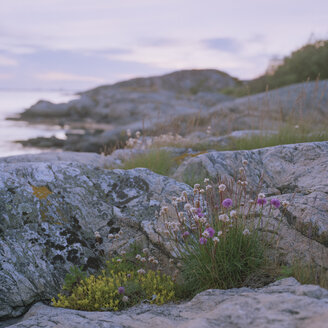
0, 0, 327, 91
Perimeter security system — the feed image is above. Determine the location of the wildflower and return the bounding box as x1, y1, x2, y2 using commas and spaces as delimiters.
127, 274, 131, 278
190, 207, 197, 214
169, 259, 174, 265
120, 251, 126, 256
258, 193, 265, 199
161, 206, 169, 214
114, 234, 120, 239
137, 269, 146, 275
219, 214, 229, 222
200, 189, 205, 194
136, 131, 141, 138
194, 184, 200, 189
116, 258, 122, 263
222, 198, 233, 208
200, 217, 207, 224
257, 198, 267, 205
108, 233, 114, 239
204, 178, 210, 184
205, 227, 215, 238
148, 256, 155, 263
218, 184, 226, 192
153, 260, 159, 265
242, 159, 248, 166
184, 203, 192, 211
135, 254, 142, 260
217, 231, 223, 236
126, 129, 131, 137
122, 296, 129, 302
142, 248, 149, 254
241, 181, 248, 186
202, 230, 210, 238
239, 167, 245, 174
182, 231, 190, 238
140, 257, 147, 263
199, 237, 207, 245
206, 185, 213, 191
282, 200, 290, 208
270, 199, 281, 208
230, 210, 237, 218
196, 207, 204, 218
94, 231, 101, 238
213, 237, 220, 243
118, 286, 125, 294
248, 199, 255, 205
243, 229, 250, 235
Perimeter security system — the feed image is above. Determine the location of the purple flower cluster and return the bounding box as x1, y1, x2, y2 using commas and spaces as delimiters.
199, 237, 207, 245
222, 198, 233, 208
118, 286, 125, 294
205, 227, 215, 238
196, 207, 204, 218
257, 198, 267, 205
270, 199, 281, 208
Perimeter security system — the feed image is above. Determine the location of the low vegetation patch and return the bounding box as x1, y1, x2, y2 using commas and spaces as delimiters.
122, 149, 176, 176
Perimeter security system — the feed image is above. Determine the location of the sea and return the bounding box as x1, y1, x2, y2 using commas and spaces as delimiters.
0, 90, 76, 158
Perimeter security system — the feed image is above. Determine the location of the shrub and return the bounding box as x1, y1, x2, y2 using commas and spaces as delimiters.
52, 258, 175, 311
160, 162, 290, 296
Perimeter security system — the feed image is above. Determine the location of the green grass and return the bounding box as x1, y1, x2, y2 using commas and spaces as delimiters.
183, 126, 328, 152
122, 149, 177, 176
278, 260, 328, 289
221, 39, 328, 97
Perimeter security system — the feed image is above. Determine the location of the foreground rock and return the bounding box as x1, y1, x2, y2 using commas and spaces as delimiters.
6, 278, 328, 328
174, 141, 328, 267
0, 158, 191, 319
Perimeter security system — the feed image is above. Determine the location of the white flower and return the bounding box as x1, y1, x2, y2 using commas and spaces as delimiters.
204, 178, 210, 184
140, 257, 147, 263
108, 233, 114, 239
200, 189, 205, 194
148, 256, 155, 262
190, 207, 197, 213
282, 200, 290, 208
153, 260, 159, 265
135, 254, 142, 260
202, 231, 210, 238
184, 203, 192, 211
137, 269, 146, 274
194, 184, 200, 189
218, 184, 226, 192
206, 185, 213, 191
213, 237, 220, 243
239, 167, 245, 174
94, 231, 101, 238
230, 210, 237, 218
258, 193, 265, 199
242, 159, 248, 166
122, 296, 129, 302
243, 229, 250, 235
217, 231, 223, 236
116, 258, 122, 263
136, 131, 141, 138
142, 248, 149, 254
114, 234, 120, 239
219, 214, 229, 222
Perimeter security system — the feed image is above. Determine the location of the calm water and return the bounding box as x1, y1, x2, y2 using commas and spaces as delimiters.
0, 90, 76, 157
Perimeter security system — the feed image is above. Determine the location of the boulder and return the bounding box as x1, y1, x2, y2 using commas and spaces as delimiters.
6, 278, 328, 328
174, 141, 328, 267
0, 159, 191, 319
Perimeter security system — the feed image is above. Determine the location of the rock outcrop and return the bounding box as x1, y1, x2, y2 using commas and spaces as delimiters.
0, 158, 191, 319
6, 278, 328, 328
174, 141, 328, 267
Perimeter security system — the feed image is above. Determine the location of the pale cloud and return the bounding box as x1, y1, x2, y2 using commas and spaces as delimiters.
0, 73, 14, 79
202, 38, 242, 52
36, 71, 106, 83
0, 54, 18, 66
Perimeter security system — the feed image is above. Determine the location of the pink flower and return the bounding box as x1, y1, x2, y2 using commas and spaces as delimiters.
205, 227, 215, 238
222, 198, 233, 208
257, 198, 267, 205
182, 231, 190, 238
196, 208, 204, 218
270, 199, 281, 208
199, 237, 207, 245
